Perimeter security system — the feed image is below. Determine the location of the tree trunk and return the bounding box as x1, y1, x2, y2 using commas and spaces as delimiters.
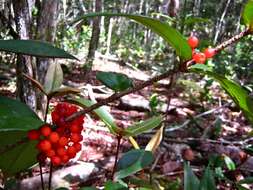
36, 0, 60, 117
13, 0, 37, 111
86, 0, 102, 69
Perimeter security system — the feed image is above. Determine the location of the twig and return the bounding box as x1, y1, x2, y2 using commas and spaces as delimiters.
165, 102, 231, 132
48, 163, 53, 190
39, 162, 45, 190
112, 136, 122, 180
66, 68, 178, 121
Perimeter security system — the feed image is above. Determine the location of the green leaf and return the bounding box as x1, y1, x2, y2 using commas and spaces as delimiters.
0, 40, 77, 59
190, 65, 253, 125
243, 0, 253, 30
224, 156, 236, 171
127, 177, 154, 189
199, 167, 216, 190
124, 116, 162, 137
0, 141, 38, 174
70, 98, 120, 134
74, 13, 192, 61
48, 87, 81, 98
184, 163, 200, 190
96, 71, 133, 92
105, 180, 128, 190
238, 177, 253, 184
79, 187, 98, 190
115, 149, 154, 180
44, 63, 63, 93
0, 96, 43, 174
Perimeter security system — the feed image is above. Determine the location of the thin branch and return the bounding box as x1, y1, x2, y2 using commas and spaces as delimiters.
66, 68, 178, 121
165, 102, 232, 132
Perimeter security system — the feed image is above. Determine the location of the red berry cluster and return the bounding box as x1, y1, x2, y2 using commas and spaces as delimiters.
187, 36, 216, 64
27, 103, 84, 166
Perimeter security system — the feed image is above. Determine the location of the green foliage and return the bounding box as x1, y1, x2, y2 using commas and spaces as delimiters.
44, 63, 63, 93
184, 163, 216, 190
104, 180, 128, 190
71, 98, 120, 134
96, 71, 133, 92
0, 96, 43, 174
115, 149, 154, 180
75, 13, 192, 61
190, 64, 253, 125
199, 167, 216, 190
184, 163, 200, 190
123, 116, 162, 137
243, 0, 253, 30
224, 155, 236, 171
0, 40, 77, 59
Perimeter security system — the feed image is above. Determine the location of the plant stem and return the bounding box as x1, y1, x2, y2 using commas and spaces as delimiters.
48, 163, 53, 190
43, 97, 54, 190
66, 68, 177, 121
112, 136, 122, 180
44, 96, 50, 122
39, 162, 45, 190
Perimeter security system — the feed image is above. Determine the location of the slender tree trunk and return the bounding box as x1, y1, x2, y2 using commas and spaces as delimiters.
213, 0, 231, 44
86, 0, 102, 69
36, 0, 60, 117
13, 0, 37, 111
105, 18, 114, 56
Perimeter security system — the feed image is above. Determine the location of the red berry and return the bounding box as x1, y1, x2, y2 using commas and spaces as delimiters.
70, 124, 82, 133
56, 147, 66, 156
49, 132, 60, 143
73, 143, 82, 152
45, 149, 56, 158
61, 155, 69, 163
51, 156, 61, 166
27, 129, 40, 140
58, 136, 68, 147
204, 48, 216, 58
193, 52, 206, 64
67, 146, 76, 155
51, 111, 60, 124
70, 133, 83, 143
37, 140, 52, 152
188, 36, 199, 48
40, 124, 52, 137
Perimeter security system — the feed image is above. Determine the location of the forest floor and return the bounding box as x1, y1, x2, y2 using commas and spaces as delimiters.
0, 55, 253, 190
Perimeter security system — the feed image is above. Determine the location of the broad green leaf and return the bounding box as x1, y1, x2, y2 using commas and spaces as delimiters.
0, 96, 43, 174
48, 87, 81, 98
184, 163, 200, 190
145, 126, 164, 153
238, 177, 253, 184
127, 177, 154, 189
71, 98, 120, 134
199, 167, 216, 190
96, 71, 133, 92
44, 62, 63, 93
105, 180, 128, 190
74, 13, 192, 61
0, 141, 38, 174
115, 149, 154, 180
79, 187, 98, 190
0, 40, 77, 59
55, 188, 70, 190
124, 116, 162, 137
190, 65, 253, 125
224, 156, 236, 171
243, 0, 253, 30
